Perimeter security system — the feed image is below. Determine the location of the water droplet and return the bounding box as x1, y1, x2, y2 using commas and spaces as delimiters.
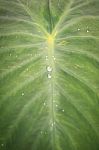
51, 121, 55, 127
47, 66, 52, 72
48, 74, 51, 79
51, 123, 54, 127
22, 92, 24, 96
43, 102, 46, 106
87, 30, 89, 33
77, 28, 80, 31
62, 109, 64, 112
1, 144, 4, 147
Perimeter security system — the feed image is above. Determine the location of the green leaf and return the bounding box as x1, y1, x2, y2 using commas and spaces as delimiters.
0, 0, 99, 150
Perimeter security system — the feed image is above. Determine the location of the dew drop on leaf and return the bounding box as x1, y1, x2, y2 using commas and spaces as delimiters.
51, 123, 54, 127
1, 144, 4, 147
47, 66, 52, 72
52, 55, 56, 60
87, 30, 89, 33
48, 74, 51, 79
22, 92, 24, 96
43, 102, 46, 106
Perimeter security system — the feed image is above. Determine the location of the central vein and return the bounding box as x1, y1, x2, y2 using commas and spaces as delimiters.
46, 33, 56, 149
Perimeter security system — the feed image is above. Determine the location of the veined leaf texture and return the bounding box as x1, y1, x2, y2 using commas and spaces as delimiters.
0, 0, 99, 150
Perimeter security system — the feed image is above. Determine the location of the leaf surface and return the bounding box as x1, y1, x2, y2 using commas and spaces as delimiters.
0, 0, 99, 150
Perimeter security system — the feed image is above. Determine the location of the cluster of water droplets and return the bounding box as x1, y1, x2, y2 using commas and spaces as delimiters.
45, 55, 56, 79
47, 66, 52, 79
45, 55, 56, 61
77, 26, 90, 33
40, 130, 47, 135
